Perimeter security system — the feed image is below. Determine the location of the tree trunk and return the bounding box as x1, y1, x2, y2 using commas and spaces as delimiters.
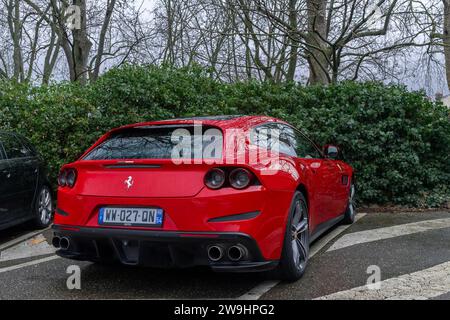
444, 0, 450, 91
306, 0, 330, 85
42, 28, 60, 85
48, 0, 76, 82
7, 0, 24, 82
286, 0, 298, 82
163, 0, 175, 64
72, 0, 92, 84
91, 0, 116, 81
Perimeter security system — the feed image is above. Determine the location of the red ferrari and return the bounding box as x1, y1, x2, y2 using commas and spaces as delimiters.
53, 115, 355, 280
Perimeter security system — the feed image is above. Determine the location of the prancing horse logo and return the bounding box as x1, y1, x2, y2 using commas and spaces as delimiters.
124, 176, 134, 189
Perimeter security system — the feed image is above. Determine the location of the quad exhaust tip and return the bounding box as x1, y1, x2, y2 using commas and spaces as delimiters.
59, 237, 70, 250
208, 244, 249, 262
52, 236, 61, 249
227, 245, 248, 262
207, 245, 224, 262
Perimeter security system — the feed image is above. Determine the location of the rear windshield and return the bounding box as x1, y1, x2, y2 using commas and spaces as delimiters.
83, 126, 223, 160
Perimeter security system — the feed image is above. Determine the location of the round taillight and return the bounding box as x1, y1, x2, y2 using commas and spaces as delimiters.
58, 170, 67, 187
66, 169, 77, 188
204, 168, 226, 189
229, 168, 252, 189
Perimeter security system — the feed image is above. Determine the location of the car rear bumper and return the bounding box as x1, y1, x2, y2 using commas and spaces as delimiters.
52, 225, 278, 272
54, 187, 294, 260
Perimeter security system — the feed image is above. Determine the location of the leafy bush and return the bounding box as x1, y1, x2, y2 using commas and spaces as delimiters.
0, 65, 449, 207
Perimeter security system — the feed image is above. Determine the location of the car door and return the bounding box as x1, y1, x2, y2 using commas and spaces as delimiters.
0, 133, 31, 219
321, 157, 344, 219
15, 135, 39, 214
284, 126, 341, 227
332, 156, 352, 216
0, 134, 24, 223
0, 143, 13, 224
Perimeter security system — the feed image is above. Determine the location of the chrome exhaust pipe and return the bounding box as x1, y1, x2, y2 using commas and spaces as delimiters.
52, 236, 61, 249
228, 245, 248, 262
207, 245, 224, 262
60, 237, 70, 250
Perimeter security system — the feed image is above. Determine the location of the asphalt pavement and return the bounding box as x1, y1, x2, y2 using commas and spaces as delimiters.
1, 211, 450, 300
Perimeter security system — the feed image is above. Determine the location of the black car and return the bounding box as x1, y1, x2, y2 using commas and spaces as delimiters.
0, 131, 53, 230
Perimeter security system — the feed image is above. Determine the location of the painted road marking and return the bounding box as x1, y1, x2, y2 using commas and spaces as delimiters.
0, 255, 59, 274
0, 227, 50, 252
237, 213, 367, 300
328, 217, 450, 252
237, 280, 280, 300
316, 261, 450, 300
309, 213, 366, 257
0, 234, 55, 263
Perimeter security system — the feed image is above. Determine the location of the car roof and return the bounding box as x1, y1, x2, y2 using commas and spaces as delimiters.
114, 115, 287, 132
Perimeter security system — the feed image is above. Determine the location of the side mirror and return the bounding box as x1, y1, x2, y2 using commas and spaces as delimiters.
324, 144, 339, 159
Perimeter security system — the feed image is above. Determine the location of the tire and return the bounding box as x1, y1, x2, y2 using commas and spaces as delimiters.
342, 183, 356, 225
276, 191, 310, 282
33, 185, 54, 228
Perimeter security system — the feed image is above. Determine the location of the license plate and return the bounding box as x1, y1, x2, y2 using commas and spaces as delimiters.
98, 207, 163, 227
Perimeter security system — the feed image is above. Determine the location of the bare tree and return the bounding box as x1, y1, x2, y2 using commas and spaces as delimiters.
0, 0, 447, 93
22, 0, 141, 84
434, 0, 450, 91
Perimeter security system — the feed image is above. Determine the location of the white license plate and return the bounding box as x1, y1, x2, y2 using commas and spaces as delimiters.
98, 207, 163, 227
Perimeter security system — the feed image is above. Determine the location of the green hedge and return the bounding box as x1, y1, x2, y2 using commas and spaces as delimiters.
1, 65, 449, 207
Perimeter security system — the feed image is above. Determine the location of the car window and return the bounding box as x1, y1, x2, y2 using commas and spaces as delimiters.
278, 125, 298, 157
290, 128, 322, 159
83, 126, 223, 160
0, 133, 33, 159
250, 123, 280, 151
259, 124, 321, 159
16, 135, 37, 157
250, 123, 297, 156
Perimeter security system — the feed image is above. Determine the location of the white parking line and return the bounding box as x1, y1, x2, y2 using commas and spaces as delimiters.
237, 280, 280, 300
0, 234, 56, 263
0, 227, 50, 252
0, 255, 59, 274
237, 214, 366, 300
327, 217, 450, 252
315, 260, 450, 300
309, 213, 366, 257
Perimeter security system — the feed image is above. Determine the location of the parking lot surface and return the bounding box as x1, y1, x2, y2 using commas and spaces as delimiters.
1, 211, 449, 300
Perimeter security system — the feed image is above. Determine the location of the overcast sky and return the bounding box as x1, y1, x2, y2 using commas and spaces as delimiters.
134, 0, 449, 97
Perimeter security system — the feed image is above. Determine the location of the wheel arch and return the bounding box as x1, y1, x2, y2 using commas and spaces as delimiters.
296, 184, 309, 212
32, 173, 53, 209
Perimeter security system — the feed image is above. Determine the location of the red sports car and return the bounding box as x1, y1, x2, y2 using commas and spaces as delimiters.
52, 115, 355, 280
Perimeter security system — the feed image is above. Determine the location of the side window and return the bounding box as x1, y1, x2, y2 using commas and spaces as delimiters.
250, 123, 279, 151
278, 124, 297, 157
250, 123, 297, 157
0, 134, 32, 159
292, 129, 322, 159
16, 135, 37, 157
